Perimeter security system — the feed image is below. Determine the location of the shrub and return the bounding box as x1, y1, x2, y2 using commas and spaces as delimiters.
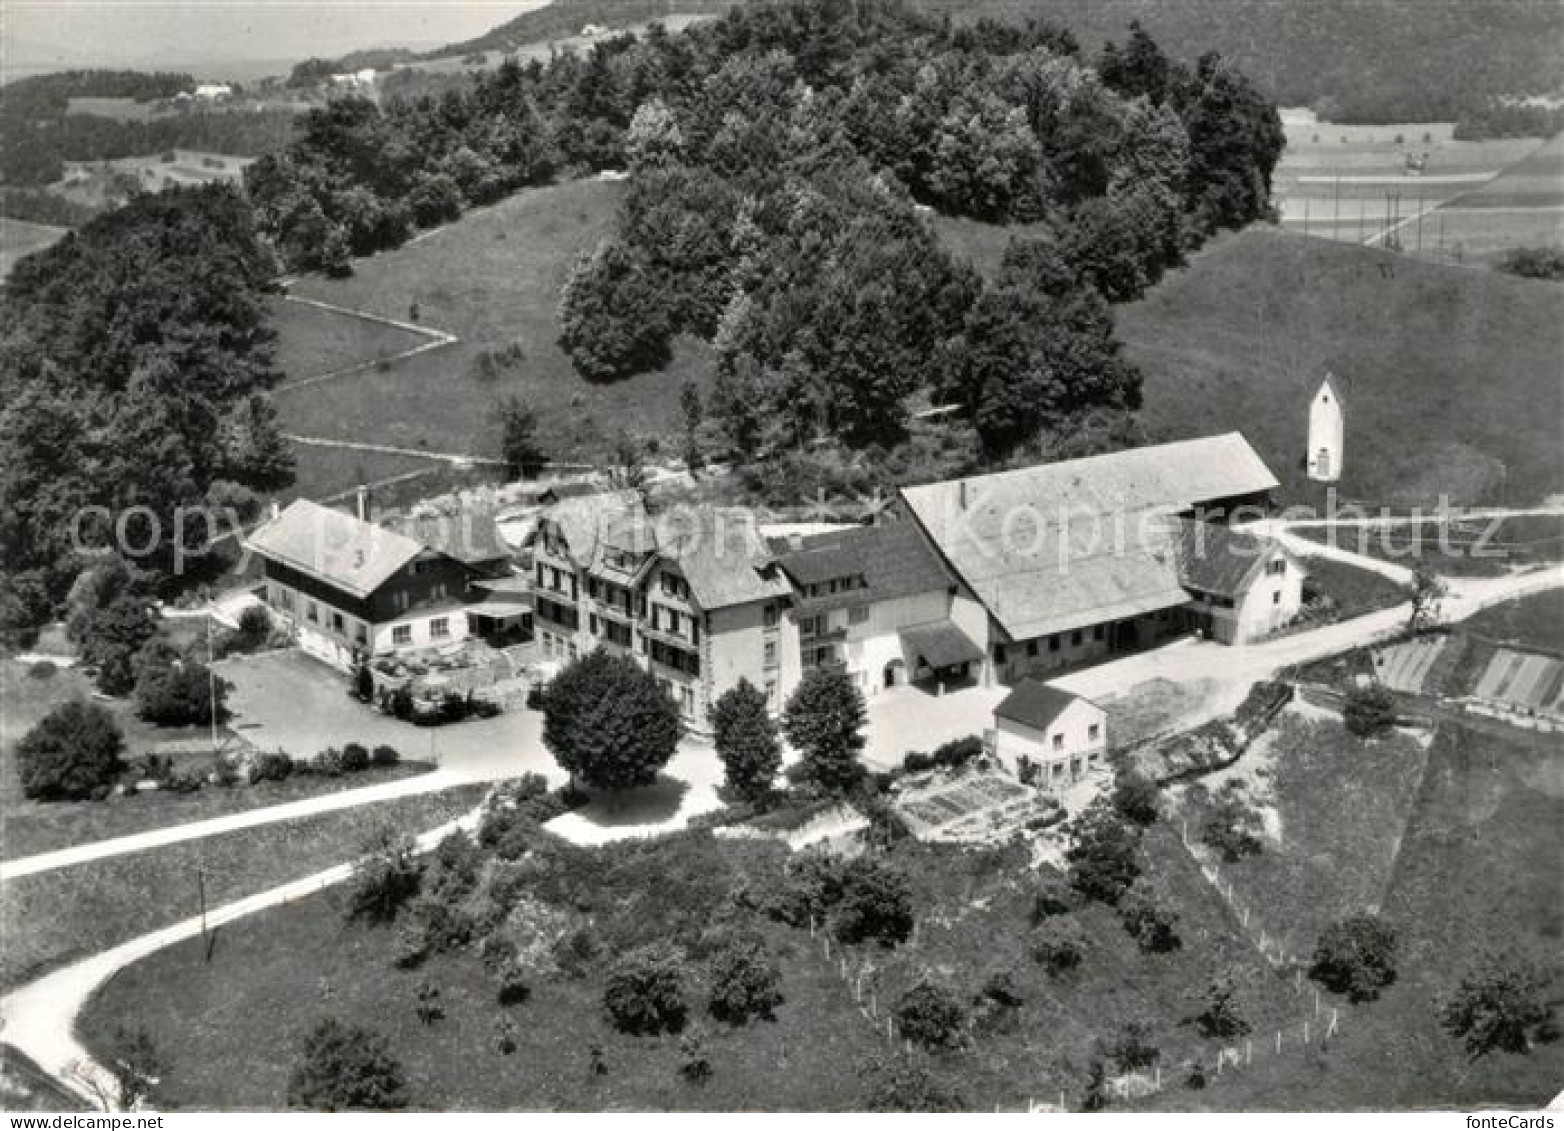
407, 895, 475, 955
1110, 770, 1160, 826
1119, 889, 1182, 953
552, 925, 601, 978
1310, 913, 1399, 1001
312, 747, 346, 777
1032, 917, 1086, 975
678, 1026, 713, 1084
931, 735, 983, 769
1065, 798, 1142, 905
16, 700, 125, 800
1195, 977, 1251, 1041
248, 750, 294, 784
413, 979, 444, 1025
347, 830, 423, 923
980, 969, 1025, 1010
1201, 786, 1264, 862
237, 604, 271, 642
392, 918, 428, 969
427, 830, 481, 897
341, 742, 370, 773
707, 933, 783, 1024
478, 932, 518, 973
1344, 683, 1397, 738
370, 744, 399, 767
603, 942, 688, 1035
495, 959, 532, 1006
134, 651, 229, 726
902, 750, 936, 773
1032, 871, 1076, 921
1105, 1020, 1160, 1073
894, 980, 968, 1051
286, 1018, 409, 1111
1439, 953, 1553, 1058
766, 852, 847, 927
862, 1053, 968, 1111
832, 856, 915, 947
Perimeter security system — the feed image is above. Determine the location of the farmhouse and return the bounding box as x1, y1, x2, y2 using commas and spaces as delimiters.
990, 680, 1108, 790
1177, 519, 1305, 644
770, 520, 985, 698
898, 432, 1296, 685
246, 498, 531, 669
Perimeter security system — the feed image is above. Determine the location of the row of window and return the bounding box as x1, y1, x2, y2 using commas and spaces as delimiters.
537, 597, 580, 631
535, 563, 577, 600
994, 624, 1106, 665
647, 637, 701, 676
389, 617, 450, 647
589, 614, 633, 647
800, 573, 867, 600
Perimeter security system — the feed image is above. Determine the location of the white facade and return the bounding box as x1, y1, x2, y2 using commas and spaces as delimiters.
263, 577, 470, 672
1188, 550, 1305, 645
1307, 375, 1345, 482
991, 697, 1108, 790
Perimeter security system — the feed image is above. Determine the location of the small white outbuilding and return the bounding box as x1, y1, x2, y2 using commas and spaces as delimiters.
1307, 372, 1346, 482
991, 680, 1107, 792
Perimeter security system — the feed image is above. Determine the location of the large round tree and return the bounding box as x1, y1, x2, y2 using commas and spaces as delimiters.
17, 699, 125, 800
782, 667, 866, 792
543, 649, 682, 791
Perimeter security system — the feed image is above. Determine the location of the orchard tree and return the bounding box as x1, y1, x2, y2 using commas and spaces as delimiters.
1110, 769, 1161, 826
604, 942, 689, 1035
134, 648, 229, 726
1439, 953, 1553, 1058
782, 667, 866, 792
832, 856, 915, 946
1194, 976, 1251, 1040
707, 932, 784, 1024
1344, 682, 1397, 738
75, 590, 160, 696
709, 678, 781, 803
1310, 913, 1399, 1002
862, 1053, 967, 1112
544, 649, 681, 792
1065, 796, 1142, 905
287, 1018, 409, 1111
16, 699, 125, 800
1409, 566, 1449, 635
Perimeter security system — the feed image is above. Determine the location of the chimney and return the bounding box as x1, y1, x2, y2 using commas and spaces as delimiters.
269, 500, 281, 521
355, 484, 369, 522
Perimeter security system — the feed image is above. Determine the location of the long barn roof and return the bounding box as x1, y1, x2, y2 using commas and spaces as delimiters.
899, 434, 1279, 641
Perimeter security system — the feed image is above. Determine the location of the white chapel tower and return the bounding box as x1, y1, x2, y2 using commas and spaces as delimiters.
1307, 372, 1346, 482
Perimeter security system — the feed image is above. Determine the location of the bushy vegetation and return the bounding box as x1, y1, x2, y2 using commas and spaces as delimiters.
1497, 247, 1564, 283
286, 1018, 409, 1111
16, 699, 125, 801
1439, 953, 1555, 1059
710, 678, 782, 804
894, 979, 968, 1051
706, 931, 784, 1024
1343, 682, 1398, 738
603, 942, 690, 1035
1309, 913, 1399, 1002
133, 644, 230, 726
1064, 796, 1142, 905
346, 830, 423, 923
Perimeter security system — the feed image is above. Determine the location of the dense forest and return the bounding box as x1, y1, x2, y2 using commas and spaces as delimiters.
0, 71, 297, 189
0, 184, 293, 643
427, 0, 1563, 126
245, 1, 1278, 482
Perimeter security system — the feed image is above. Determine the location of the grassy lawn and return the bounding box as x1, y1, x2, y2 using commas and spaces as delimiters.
0, 782, 487, 992
281, 443, 451, 504
1, 218, 69, 279
1, 654, 438, 860
930, 213, 1051, 279
1457, 589, 1564, 653
273, 178, 716, 470
1296, 516, 1564, 578
1114, 227, 1564, 508
1173, 711, 1432, 964
268, 296, 430, 384
1153, 721, 1563, 1110
1296, 553, 1409, 615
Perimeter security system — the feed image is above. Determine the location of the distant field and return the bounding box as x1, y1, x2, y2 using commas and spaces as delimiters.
409, 14, 715, 76
64, 96, 168, 122
1114, 227, 1564, 507
1445, 132, 1564, 210
50, 150, 250, 211
275, 177, 715, 469
0, 218, 68, 279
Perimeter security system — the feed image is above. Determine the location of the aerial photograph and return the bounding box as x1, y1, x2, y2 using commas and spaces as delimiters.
0, 0, 1560, 1115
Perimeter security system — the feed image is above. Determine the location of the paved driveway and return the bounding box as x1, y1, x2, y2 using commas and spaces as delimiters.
862, 683, 1007, 771
220, 650, 560, 784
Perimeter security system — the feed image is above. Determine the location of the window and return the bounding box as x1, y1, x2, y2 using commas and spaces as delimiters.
392, 625, 412, 646
430, 617, 450, 639
849, 605, 869, 625
994, 645, 1007, 664
1027, 641, 1038, 657
307, 601, 318, 623
1088, 723, 1101, 742
432, 583, 448, 600
1268, 559, 1287, 576
764, 604, 779, 629
1093, 625, 1104, 642
355, 625, 368, 645
1052, 734, 1064, 753
764, 641, 778, 667
1049, 635, 1060, 652
590, 614, 600, 635
765, 680, 777, 706
332, 612, 344, 634
1273, 590, 1282, 605
393, 590, 410, 613
1071, 629, 1082, 646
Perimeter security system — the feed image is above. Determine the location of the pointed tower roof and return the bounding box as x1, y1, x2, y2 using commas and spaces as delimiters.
1316, 371, 1348, 407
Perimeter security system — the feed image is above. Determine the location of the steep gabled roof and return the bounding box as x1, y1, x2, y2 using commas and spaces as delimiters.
538, 489, 649, 572
1316, 371, 1348, 408
899, 434, 1279, 641
1176, 519, 1290, 599
390, 506, 511, 566
658, 508, 790, 611
245, 499, 426, 598
995, 679, 1101, 732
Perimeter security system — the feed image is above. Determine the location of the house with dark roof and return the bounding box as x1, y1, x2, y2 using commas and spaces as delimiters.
899, 433, 1296, 684
1176, 519, 1304, 644
245, 498, 531, 670
991, 680, 1107, 788
770, 518, 985, 697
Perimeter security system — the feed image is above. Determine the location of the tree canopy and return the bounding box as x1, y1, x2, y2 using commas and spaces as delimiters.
543, 649, 683, 791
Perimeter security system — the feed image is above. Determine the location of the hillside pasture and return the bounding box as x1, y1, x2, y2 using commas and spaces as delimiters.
268, 296, 431, 384
0, 218, 68, 279
1458, 590, 1564, 654
1114, 227, 1564, 507
274, 178, 716, 470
